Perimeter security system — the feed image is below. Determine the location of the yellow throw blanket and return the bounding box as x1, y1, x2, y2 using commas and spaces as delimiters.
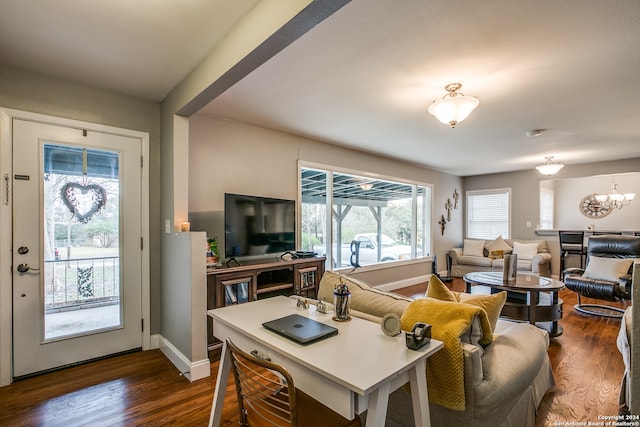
400, 298, 492, 411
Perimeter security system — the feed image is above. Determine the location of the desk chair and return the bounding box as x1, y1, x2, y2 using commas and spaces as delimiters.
559, 231, 585, 280
592, 231, 623, 235
564, 235, 640, 318
225, 338, 361, 427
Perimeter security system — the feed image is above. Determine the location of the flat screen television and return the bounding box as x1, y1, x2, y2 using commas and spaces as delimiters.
224, 193, 296, 258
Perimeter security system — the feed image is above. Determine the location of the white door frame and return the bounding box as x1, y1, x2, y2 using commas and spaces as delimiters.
0, 108, 151, 386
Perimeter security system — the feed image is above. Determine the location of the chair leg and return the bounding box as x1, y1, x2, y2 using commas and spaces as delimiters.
574, 294, 626, 318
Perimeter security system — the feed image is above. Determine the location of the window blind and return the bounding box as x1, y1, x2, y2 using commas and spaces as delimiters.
466, 189, 510, 239
539, 187, 554, 230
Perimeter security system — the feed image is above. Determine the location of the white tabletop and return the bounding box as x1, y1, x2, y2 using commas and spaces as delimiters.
208, 296, 442, 396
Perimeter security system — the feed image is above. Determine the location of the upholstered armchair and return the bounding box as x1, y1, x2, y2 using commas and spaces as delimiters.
564, 235, 640, 317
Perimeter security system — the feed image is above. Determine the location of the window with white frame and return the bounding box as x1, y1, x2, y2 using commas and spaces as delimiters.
300, 165, 431, 269
466, 189, 511, 239
539, 187, 554, 230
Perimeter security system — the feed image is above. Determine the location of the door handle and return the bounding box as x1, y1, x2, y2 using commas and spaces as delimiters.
17, 263, 40, 273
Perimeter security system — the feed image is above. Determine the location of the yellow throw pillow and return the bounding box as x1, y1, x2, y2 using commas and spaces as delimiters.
425, 273, 506, 335
425, 274, 456, 301
457, 292, 507, 332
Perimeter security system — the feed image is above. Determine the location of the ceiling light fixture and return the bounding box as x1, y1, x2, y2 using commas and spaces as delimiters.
428, 83, 479, 128
595, 177, 635, 209
536, 156, 565, 175
359, 182, 374, 191
526, 129, 545, 137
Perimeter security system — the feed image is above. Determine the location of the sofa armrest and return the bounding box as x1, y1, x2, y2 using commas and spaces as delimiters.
462, 342, 484, 388
530, 252, 551, 274
448, 247, 463, 265
531, 252, 551, 265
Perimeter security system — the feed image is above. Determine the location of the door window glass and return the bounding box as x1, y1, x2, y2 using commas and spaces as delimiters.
43, 144, 122, 340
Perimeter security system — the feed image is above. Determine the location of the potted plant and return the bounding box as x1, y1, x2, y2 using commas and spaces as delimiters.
207, 237, 219, 263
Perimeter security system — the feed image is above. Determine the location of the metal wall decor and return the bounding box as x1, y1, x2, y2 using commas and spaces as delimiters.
445, 198, 453, 221
60, 148, 108, 223
438, 214, 447, 235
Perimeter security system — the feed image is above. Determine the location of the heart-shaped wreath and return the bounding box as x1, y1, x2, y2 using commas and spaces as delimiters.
60, 182, 108, 224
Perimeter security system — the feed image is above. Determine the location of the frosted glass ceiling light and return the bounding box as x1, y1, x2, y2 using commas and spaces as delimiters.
536, 156, 565, 175
428, 83, 479, 128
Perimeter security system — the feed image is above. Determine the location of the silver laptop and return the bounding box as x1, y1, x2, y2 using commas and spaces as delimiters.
262, 314, 338, 345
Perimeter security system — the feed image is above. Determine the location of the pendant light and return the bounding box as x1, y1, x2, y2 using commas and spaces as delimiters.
428, 83, 479, 128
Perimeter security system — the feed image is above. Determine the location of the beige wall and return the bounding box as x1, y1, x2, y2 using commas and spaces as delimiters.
188, 115, 463, 281
463, 158, 640, 276
0, 64, 162, 333
549, 172, 640, 230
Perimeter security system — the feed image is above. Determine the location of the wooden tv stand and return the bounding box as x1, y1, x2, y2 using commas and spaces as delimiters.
206, 256, 326, 351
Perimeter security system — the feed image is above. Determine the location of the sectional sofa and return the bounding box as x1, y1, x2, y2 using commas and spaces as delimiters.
448, 237, 552, 278
317, 270, 554, 427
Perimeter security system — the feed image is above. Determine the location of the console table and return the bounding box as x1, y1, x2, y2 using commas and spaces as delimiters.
463, 271, 565, 337
207, 296, 443, 427
206, 256, 325, 351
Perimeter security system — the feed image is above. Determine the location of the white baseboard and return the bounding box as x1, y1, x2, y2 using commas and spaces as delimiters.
150, 333, 161, 349
157, 335, 210, 382
376, 274, 430, 292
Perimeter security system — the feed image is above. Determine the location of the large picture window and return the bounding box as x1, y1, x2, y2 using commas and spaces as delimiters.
300, 165, 431, 269
466, 189, 511, 239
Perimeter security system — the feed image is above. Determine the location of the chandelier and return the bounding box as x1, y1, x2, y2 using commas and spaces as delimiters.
595, 178, 635, 209
535, 156, 565, 176
428, 83, 479, 128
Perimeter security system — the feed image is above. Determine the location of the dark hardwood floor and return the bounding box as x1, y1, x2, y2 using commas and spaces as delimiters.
0, 278, 627, 426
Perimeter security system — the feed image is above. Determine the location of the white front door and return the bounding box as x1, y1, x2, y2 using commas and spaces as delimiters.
12, 118, 144, 378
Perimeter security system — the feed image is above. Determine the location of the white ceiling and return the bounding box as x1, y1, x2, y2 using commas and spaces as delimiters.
2, 0, 639, 176
0, 0, 259, 101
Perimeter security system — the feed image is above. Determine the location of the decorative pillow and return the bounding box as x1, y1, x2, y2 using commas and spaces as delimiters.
462, 239, 485, 257
425, 275, 506, 337
485, 235, 513, 254
457, 292, 507, 333
512, 242, 540, 260
583, 257, 635, 282
425, 274, 456, 301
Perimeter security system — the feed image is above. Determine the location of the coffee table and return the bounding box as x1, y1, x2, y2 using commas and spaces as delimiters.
207, 295, 443, 427
463, 272, 564, 337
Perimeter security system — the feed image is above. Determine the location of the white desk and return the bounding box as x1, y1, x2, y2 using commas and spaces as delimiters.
207, 296, 443, 427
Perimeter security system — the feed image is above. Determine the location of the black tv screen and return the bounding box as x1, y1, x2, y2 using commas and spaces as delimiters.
224, 193, 296, 258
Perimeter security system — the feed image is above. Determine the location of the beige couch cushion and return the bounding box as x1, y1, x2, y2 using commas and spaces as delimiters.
317, 271, 411, 320
463, 239, 486, 257
512, 241, 540, 260
458, 255, 493, 267
507, 238, 549, 254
